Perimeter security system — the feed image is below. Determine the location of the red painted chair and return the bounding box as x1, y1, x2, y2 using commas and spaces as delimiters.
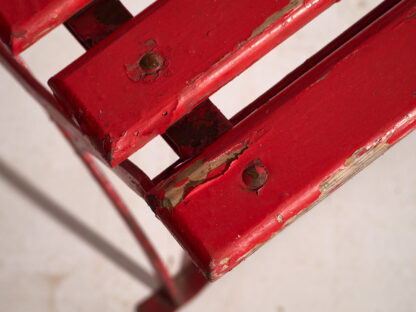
1, 0, 415, 310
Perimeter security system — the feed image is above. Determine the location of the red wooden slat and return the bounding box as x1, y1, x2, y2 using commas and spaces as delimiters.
49, 0, 338, 167
64, 0, 132, 50
163, 99, 232, 159
0, 0, 94, 54
65, 1, 231, 162
147, 0, 416, 280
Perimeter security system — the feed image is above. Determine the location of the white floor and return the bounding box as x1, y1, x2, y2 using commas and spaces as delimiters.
1, 1, 415, 311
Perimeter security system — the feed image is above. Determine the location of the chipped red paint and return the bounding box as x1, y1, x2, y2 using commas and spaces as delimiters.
148, 0, 416, 280
0, 0, 94, 54
48, 0, 339, 167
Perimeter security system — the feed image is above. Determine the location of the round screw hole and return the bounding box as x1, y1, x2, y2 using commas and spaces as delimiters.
139, 52, 163, 73
242, 162, 267, 191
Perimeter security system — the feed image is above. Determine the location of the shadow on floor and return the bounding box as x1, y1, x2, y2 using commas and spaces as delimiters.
0, 157, 157, 289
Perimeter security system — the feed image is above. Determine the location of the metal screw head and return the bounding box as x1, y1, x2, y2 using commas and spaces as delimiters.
242, 162, 267, 191
139, 52, 163, 73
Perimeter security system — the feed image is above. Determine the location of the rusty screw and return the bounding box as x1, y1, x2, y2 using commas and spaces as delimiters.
139, 52, 163, 73
242, 162, 267, 191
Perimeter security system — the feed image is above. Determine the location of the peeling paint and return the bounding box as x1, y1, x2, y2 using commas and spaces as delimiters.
244, 114, 416, 272
236, 242, 264, 264
183, 0, 304, 97
317, 72, 330, 83
283, 206, 313, 229
208, 242, 265, 280
159, 143, 249, 213
268, 114, 416, 249
319, 141, 390, 197
320, 112, 416, 197
249, 0, 304, 40
198, 110, 414, 281
156, 129, 268, 212
311, 71, 330, 87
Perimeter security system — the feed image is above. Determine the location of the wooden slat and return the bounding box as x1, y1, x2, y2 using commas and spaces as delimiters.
64, 0, 132, 50
49, 0, 338, 167
0, 0, 94, 54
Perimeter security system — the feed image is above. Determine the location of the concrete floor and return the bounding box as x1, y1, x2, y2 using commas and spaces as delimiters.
0, 1, 415, 311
